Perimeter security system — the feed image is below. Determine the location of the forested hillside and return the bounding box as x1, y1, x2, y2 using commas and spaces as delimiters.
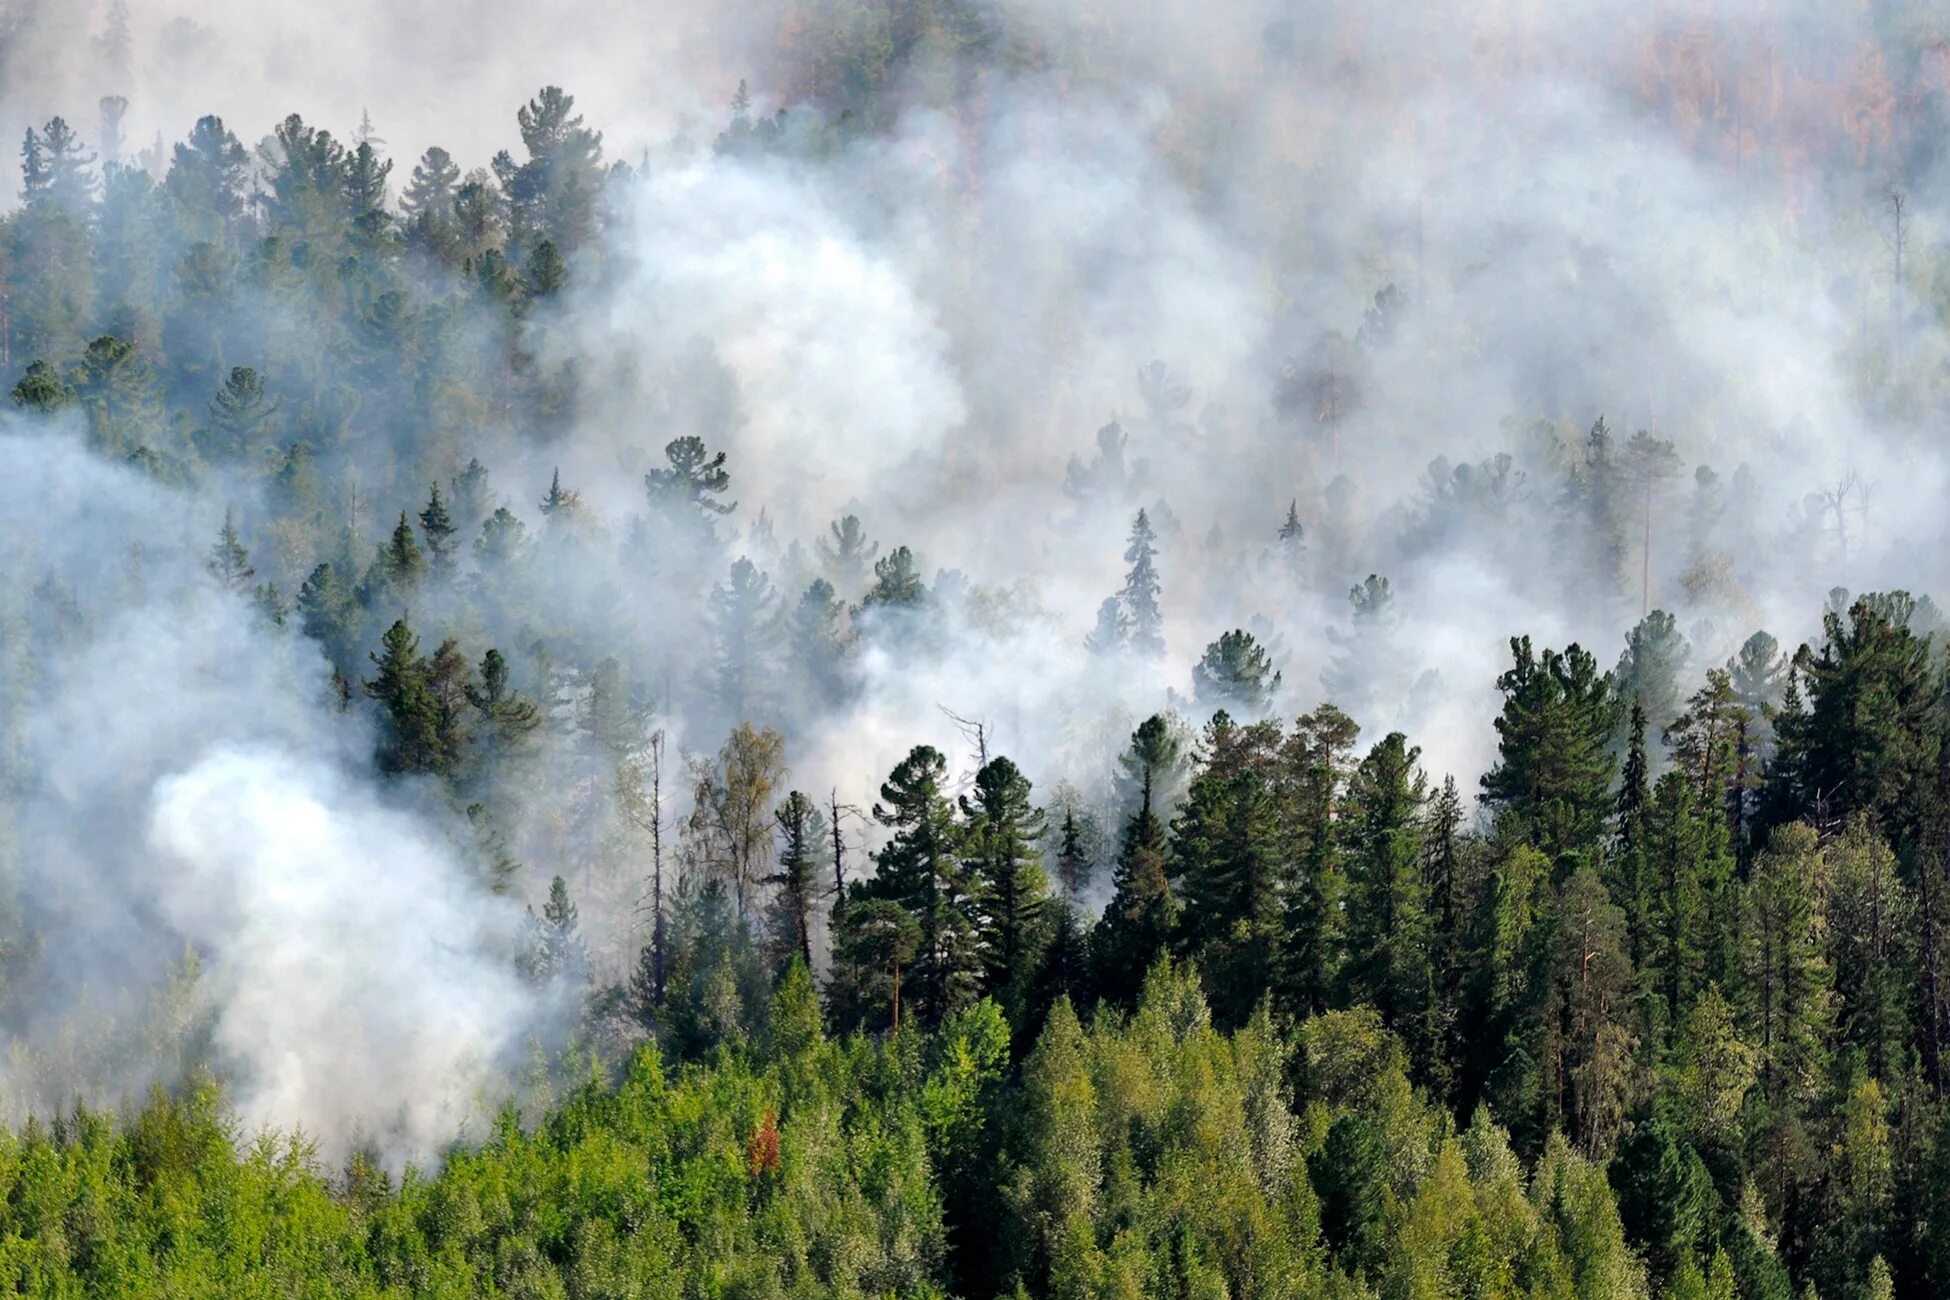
5, 0, 1950, 1297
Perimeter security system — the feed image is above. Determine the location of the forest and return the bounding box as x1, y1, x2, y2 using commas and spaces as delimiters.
6, 0, 1950, 1297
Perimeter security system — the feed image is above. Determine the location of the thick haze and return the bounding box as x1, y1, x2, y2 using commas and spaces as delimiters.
3, 0, 1947, 1154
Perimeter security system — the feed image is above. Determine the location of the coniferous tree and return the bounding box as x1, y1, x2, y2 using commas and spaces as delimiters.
418, 482, 457, 578
645, 435, 735, 546
9, 360, 74, 413
1480, 637, 1620, 866
1278, 499, 1305, 576
364, 618, 443, 775
201, 366, 279, 461
1282, 703, 1361, 1015
817, 514, 878, 594
538, 467, 581, 519
1338, 732, 1435, 1068
960, 755, 1050, 1009
523, 874, 587, 986
362, 511, 428, 609
786, 578, 848, 706
296, 562, 357, 669
707, 557, 781, 722
206, 507, 256, 593
1119, 508, 1165, 659
1616, 609, 1691, 747
466, 648, 541, 803
1193, 629, 1281, 715
863, 545, 926, 609
1052, 803, 1095, 903
869, 745, 976, 1028
1174, 713, 1285, 1024
765, 791, 826, 974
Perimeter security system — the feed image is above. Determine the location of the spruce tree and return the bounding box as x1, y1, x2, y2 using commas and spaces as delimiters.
708, 557, 781, 722
1174, 713, 1285, 1024
765, 791, 826, 974
1282, 703, 1361, 1016
418, 482, 457, 577
206, 507, 256, 593
960, 755, 1050, 1005
1119, 508, 1165, 659
1480, 637, 1620, 866
1338, 732, 1435, 1068
869, 746, 977, 1028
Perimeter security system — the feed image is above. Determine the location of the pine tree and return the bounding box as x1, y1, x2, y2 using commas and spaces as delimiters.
418, 482, 457, 577
476, 507, 531, 567
1612, 700, 1653, 977
524, 239, 567, 297
449, 457, 493, 534
645, 436, 735, 544
1551, 866, 1640, 1159
426, 637, 474, 775
1742, 823, 1832, 1128
363, 619, 443, 775
466, 648, 541, 805
201, 366, 279, 461
961, 755, 1050, 1006
863, 545, 926, 609
9, 361, 74, 414
1615, 609, 1691, 745
165, 116, 251, 238
206, 507, 256, 593
786, 578, 848, 705
1083, 596, 1127, 656
37, 118, 96, 214
1053, 804, 1095, 902
869, 746, 977, 1028
1090, 782, 1173, 1010
817, 514, 878, 594
1193, 629, 1282, 715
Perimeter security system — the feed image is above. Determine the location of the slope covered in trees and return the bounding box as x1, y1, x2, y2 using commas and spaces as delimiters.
5, 0, 1950, 1297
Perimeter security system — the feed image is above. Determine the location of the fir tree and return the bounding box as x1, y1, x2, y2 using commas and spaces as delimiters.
1480, 637, 1620, 866
418, 482, 457, 577
869, 746, 977, 1028
206, 507, 256, 593
960, 755, 1050, 1007
1119, 508, 1165, 659
765, 791, 826, 974
707, 557, 781, 722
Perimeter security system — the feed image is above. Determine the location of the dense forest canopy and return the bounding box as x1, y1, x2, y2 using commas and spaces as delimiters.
4, 0, 1950, 1296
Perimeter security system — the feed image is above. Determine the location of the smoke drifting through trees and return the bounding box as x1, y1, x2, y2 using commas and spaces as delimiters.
2, 0, 1949, 1166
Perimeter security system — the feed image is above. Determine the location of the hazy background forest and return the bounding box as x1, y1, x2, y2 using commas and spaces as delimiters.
3, 0, 1950, 1296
